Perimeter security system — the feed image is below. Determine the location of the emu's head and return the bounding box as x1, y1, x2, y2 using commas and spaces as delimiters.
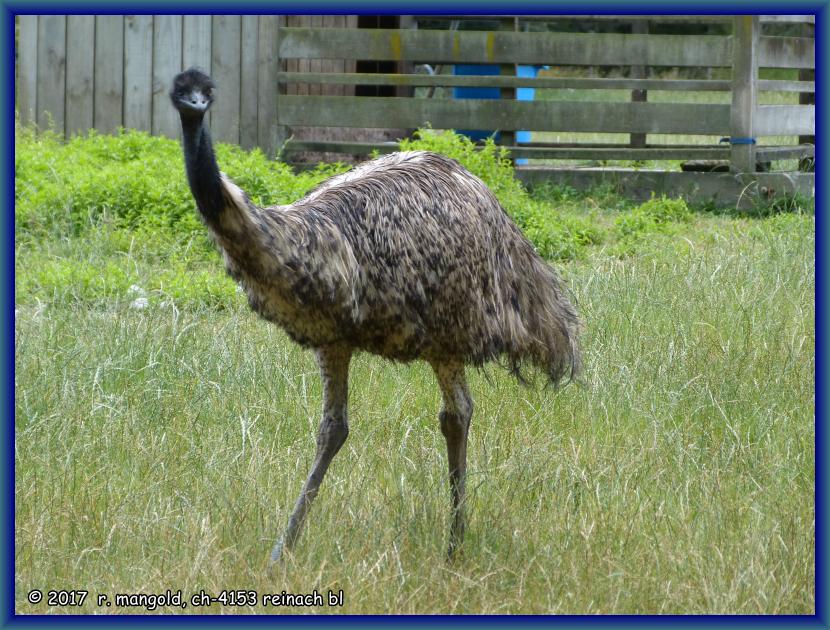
170, 67, 216, 119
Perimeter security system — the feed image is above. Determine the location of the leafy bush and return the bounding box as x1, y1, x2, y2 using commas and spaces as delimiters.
17, 123, 601, 265
612, 194, 692, 255
15, 124, 346, 239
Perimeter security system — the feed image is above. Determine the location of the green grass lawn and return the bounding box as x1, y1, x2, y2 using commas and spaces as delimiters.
14, 126, 814, 614
15, 211, 814, 615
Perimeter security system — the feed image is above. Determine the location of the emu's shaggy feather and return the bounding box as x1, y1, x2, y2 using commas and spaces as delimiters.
214, 151, 581, 384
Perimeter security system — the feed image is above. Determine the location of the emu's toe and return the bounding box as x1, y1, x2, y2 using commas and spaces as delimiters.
269, 538, 286, 565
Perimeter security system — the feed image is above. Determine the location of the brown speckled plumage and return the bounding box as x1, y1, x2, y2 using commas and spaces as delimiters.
171, 68, 581, 563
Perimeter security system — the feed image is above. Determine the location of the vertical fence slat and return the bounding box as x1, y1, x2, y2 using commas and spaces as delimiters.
36, 15, 66, 132
498, 17, 518, 149
284, 16, 299, 96
65, 16, 95, 137
322, 15, 341, 96
94, 15, 124, 134
308, 16, 322, 97
798, 21, 815, 171
17, 15, 39, 125
258, 15, 282, 156
152, 15, 183, 139
183, 15, 212, 129
288, 16, 307, 96
240, 16, 259, 150
183, 15, 212, 69
730, 15, 759, 173
124, 15, 154, 132
630, 20, 648, 148
212, 15, 241, 144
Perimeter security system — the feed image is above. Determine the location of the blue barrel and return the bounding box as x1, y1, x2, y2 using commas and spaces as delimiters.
453, 64, 548, 162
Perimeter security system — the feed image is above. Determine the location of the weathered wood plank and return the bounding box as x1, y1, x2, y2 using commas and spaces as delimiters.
755, 144, 814, 160
93, 16, 124, 134
278, 72, 737, 91
759, 36, 814, 69
285, 16, 305, 96
65, 16, 94, 136
630, 20, 648, 148
322, 15, 344, 96
239, 16, 259, 150
758, 79, 815, 93
279, 28, 734, 67
756, 105, 814, 136
124, 15, 154, 132
211, 15, 241, 144
514, 168, 814, 205
183, 15, 212, 128
760, 15, 815, 24
257, 15, 282, 156
280, 72, 816, 94
36, 15, 66, 131
730, 16, 758, 173
17, 16, 39, 125
278, 95, 731, 135
309, 16, 322, 97
152, 15, 183, 139
417, 15, 735, 24
183, 15, 212, 69
798, 22, 815, 171
284, 139, 734, 160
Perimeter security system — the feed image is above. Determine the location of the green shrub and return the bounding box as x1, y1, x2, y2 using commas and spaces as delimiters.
14, 124, 348, 239
611, 194, 693, 255
17, 124, 601, 266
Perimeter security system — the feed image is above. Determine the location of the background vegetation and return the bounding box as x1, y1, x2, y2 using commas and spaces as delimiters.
15, 124, 814, 614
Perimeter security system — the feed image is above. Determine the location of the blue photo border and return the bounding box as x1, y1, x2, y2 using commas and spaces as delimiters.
2, 1, 826, 626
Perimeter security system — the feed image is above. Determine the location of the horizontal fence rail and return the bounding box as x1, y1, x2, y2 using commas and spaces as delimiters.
280, 96, 737, 135
279, 27, 814, 68
416, 14, 815, 24
277, 72, 815, 93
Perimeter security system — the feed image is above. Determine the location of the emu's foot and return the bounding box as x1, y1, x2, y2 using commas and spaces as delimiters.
269, 538, 287, 566
446, 539, 464, 563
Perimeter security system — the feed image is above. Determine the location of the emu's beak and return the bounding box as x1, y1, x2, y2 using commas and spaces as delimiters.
182, 91, 211, 113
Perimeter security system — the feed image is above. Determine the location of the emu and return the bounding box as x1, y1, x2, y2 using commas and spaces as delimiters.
170, 68, 581, 562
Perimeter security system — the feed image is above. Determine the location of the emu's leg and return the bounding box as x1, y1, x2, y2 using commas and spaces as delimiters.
270, 345, 351, 563
432, 361, 473, 559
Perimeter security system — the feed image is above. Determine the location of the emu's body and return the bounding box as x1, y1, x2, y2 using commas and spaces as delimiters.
171, 68, 581, 562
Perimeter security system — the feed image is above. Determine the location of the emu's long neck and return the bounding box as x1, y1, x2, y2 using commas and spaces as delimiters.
180, 116, 224, 221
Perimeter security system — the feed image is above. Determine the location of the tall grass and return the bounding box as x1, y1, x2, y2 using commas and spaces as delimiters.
15, 214, 814, 614
14, 124, 814, 614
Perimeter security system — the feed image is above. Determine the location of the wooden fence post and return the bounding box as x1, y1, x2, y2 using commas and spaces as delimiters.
65, 16, 94, 137
798, 20, 815, 171
17, 15, 39, 125
730, 15, 758, 174
257, 15, 284, 157
93, 15, 125, 135
498, 17, 518, 152
124, 15, 154, 133
36, 15, 66, 133
630, 20, 648, 149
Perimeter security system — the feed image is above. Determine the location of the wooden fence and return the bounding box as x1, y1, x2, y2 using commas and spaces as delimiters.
276, 14, 814, 200
16, 15, 283, 152
16, 14, 815, 200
